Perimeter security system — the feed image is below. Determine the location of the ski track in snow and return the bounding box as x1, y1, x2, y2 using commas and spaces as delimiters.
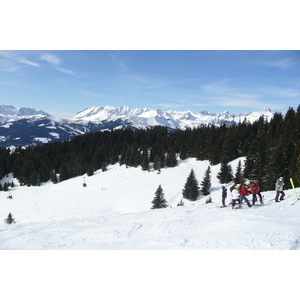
1, 158, 300, 250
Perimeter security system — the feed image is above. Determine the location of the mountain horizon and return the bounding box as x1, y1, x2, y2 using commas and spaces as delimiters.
0, 104, 276, 148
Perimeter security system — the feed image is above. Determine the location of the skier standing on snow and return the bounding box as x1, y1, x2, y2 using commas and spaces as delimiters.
229, 183, 237, 206
254, 180, 263, 204
275, 177, 285, 202
231, 185, 241, 209
221, 186, 227, 207
250, 181, 260, 205
239, 183, 252, 208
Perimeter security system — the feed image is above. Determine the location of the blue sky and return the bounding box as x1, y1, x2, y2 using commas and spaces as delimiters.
0, 50, 299, 118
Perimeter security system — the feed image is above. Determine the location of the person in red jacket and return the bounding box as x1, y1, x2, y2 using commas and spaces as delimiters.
250, 181, 260, 205
254, 180, 264, 204
239, 183, 252, 208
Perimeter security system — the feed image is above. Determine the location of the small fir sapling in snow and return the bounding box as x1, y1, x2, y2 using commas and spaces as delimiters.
151, 184, 168, 209
205, 196, 212, 204
5, 213, 15, 224
177, 199, 184, 206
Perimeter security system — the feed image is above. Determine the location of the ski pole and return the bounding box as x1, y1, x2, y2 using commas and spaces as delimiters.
290, 178, 299, 205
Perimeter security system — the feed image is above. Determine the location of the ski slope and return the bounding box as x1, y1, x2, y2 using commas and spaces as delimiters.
1, 157, 300, 250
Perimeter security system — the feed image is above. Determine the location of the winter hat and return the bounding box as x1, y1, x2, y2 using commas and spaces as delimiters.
235, 185, 239, 189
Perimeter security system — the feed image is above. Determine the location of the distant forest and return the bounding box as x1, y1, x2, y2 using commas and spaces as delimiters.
0, 106, 299, 191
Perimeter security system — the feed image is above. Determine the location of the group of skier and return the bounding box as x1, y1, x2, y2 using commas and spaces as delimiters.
221, 177, 285, 209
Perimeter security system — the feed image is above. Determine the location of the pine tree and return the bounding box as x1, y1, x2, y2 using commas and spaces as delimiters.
153, 154, 160, 170
166, 149, 177, 167
177, 199, 184, 206
141, 147, 149, 171
3, 182, 8, 192
87, 165, 94, 176
233, 160, 243, 183
101, 162, 108, 172
201, 165, 211, 196
182, 169, 199, 201
217, 159, 233, 184
151, 185, 168, 209
59, 162, 70, 182
5, 213, 15, 224
51, 172, 58, 184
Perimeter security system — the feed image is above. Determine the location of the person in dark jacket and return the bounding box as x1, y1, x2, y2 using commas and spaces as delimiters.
221, 186, 227, 207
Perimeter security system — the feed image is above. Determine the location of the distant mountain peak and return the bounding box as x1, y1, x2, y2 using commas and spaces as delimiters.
0, 105, 49, 119
73, 105, 275, 129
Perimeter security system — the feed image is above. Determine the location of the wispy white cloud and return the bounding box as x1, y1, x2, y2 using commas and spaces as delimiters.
198, 96, 285, 110
40, 52, 75, 75
0, 50, 40, 68
17, 58, 40, 67
54, 66, 75, 76
264, 58, 297, 69
260, 86, 300, 98
198, 79, 298, 111
40, 53, 60, 65
201, 82, 260, 100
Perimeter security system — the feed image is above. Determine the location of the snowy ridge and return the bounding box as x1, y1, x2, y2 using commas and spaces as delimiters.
0, 105, 276, 148
1, 157, 300, 250
73, 106, 275, 129
0, 105, 50, 123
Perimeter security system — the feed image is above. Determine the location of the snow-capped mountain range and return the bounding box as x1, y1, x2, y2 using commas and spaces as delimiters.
73, 105, 274, 129
0, 105, 275, 148
0, 105, 49, 123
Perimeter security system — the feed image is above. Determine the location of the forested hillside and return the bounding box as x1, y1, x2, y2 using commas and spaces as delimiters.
0, 106, 299, 190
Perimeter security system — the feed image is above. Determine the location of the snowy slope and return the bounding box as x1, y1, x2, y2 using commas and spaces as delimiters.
1, 157, 300, 250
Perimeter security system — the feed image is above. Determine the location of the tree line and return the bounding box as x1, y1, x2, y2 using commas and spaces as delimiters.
0, 106, 299, 191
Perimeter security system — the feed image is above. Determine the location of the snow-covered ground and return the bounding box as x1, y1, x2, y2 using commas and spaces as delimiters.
1, 157, 300, 250
1, 157, 299, 299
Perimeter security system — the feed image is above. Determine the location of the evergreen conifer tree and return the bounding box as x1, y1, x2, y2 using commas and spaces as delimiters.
201, 165, 211, 196
51, 172, 58, 184
5, 212, 15, 224
182, 169, 199, 201
233, 160, 243, 183
87, 165, 94, 176
177, 199, 184, 206
59, 162, 70, 182
101, 162, 108, 172
166, 149, 177, 168
151, 184, 168, 209
141, 147, 149, 171
217, 159, 233, 184
153, 154, 160, 170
